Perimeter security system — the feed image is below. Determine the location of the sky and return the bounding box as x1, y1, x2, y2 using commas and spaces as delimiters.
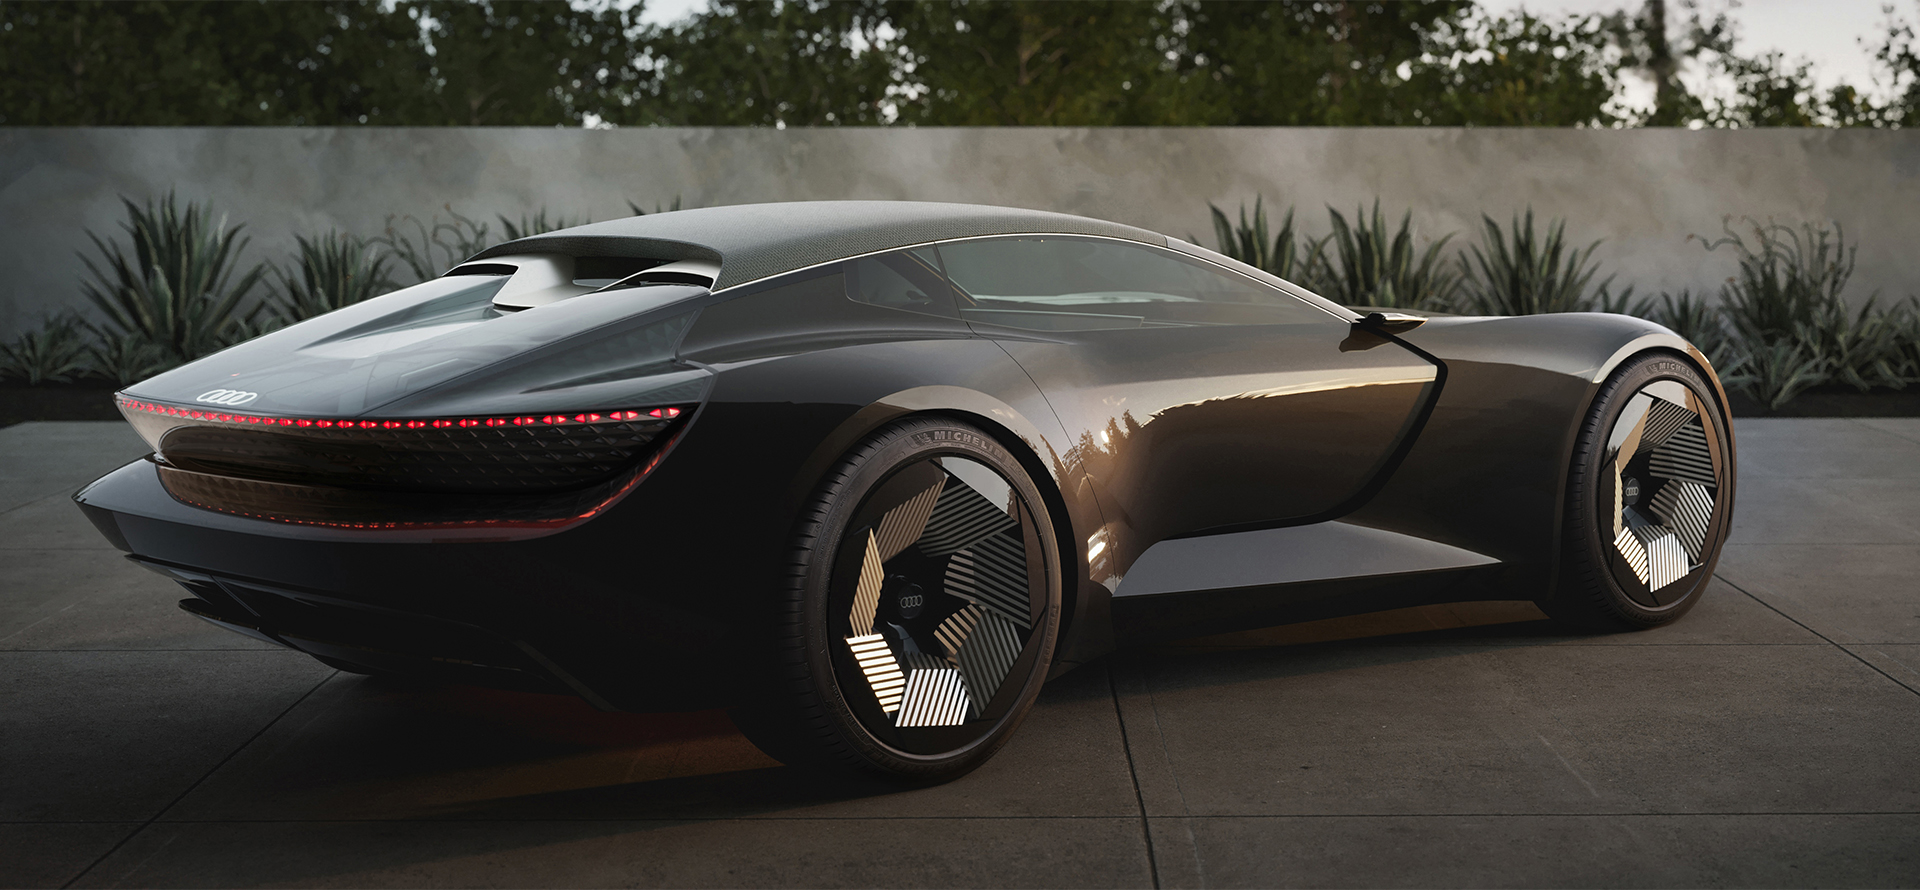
634, 0, 1913, 107
1491, 0, 1908, 100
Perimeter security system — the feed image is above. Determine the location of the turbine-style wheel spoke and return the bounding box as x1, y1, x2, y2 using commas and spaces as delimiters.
1599, 379, 1726, 607
733, 417, 1060, 781
1540, 354, 1735, 632
831, 455, 1047, 748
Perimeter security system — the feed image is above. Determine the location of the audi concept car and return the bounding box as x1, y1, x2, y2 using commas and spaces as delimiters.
76, 201, 1736, 781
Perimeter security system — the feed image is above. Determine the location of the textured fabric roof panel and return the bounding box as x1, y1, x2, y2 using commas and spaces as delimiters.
470, 201, 1168, 290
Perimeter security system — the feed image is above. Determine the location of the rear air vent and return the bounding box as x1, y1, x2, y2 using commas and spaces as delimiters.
446, 263, 520, 277
605, 258, 720, 290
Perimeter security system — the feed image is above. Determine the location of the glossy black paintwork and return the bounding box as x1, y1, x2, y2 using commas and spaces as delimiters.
991, 322, 1437, 554
74, 231, 1731, 712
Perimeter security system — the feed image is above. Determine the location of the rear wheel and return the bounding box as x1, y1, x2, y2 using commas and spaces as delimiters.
1540, 352, 1735, 631
732, 417, 1062, 783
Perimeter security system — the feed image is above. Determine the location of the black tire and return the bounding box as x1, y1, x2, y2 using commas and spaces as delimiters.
1540, 351, 1735, 631
731, 417, 1063, 783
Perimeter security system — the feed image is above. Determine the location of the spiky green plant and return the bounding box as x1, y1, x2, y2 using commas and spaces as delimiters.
497, 208, 585, 242
0, 314, 93, 384
1646, 290, 1736, 366
1206, 196, 1319, 282
1701, 218, 1913, 395
78, 193, 269, 362
373, 207, 491, 284
626, 196, 684, 216
1742, 340, 1830, 409
274, 231, 395, 322
1458, 209, 1632, 315
1312, 201, 1461, 311
1803, 295, 1913, 391
87, 330, 172, 386
1592, 284, 1653, 318
1704, 219, 1855, 344
1887, 301, 1920, 384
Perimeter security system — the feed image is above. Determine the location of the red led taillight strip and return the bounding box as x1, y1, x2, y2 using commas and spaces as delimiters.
118, 397, 684, 428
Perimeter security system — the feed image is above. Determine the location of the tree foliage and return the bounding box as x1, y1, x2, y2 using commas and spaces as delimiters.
3, 0, 1919, 128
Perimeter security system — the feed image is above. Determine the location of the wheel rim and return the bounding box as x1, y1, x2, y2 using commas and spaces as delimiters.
828, 455, 1048, 756
1600, 379, 1726, 608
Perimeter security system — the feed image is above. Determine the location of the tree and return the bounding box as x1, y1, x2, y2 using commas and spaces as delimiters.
621, 0, 900, 126
0, 0, 639, 126
1171, 1, 1472, 126
1409, 11, 1622, 126
889, 1, 1181, 126
6, 0, 1918, 130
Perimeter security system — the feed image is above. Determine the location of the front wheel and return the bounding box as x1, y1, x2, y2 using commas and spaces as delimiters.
732, 417, 1063, 783
1539, 352, 1736, 631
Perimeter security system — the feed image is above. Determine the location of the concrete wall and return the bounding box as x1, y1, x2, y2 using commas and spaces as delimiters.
3, 127, 1918, 338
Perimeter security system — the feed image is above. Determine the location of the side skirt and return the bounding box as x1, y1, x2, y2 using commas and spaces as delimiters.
1109, 520, 1507, 647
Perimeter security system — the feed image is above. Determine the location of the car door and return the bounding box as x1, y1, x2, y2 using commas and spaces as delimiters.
927, 235, 1440, 570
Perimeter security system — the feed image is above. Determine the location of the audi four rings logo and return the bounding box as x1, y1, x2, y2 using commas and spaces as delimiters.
196, 389, 259, 406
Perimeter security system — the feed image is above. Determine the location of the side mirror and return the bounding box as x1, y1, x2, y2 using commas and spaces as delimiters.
1356, 311, 1427, 335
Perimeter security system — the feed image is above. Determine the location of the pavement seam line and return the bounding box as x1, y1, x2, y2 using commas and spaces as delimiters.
60, 670, 339, 890
1108, 661, 1162, 890
1850, 416, 1920, 447
0, 491, 71, 519
1715, 573, 1920, 699
16, 811, 1920, 825
1142, 670, 1205, 890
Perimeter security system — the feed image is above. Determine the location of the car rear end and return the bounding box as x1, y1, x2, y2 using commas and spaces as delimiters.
73, 257, 747, 710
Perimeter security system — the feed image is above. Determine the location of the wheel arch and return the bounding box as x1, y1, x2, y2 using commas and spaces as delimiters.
1546, 333, 1738, 600
783, 385, 1096, 672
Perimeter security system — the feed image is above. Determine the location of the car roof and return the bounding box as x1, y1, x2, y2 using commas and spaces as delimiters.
469, 200, 1169, 292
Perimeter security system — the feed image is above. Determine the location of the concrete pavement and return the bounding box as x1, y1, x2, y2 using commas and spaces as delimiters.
2, 418, 1917, 888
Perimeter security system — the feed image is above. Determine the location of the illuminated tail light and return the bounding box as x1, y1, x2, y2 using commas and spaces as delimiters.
117, 398, 681, 429
117, 397, 694, 496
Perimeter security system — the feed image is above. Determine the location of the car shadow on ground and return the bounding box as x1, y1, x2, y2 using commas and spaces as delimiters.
99, 601, 1612, 886
231, 601, 1569, 817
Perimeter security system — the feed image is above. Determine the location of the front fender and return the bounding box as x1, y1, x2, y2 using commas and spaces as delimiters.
1351, 313, 1730, 600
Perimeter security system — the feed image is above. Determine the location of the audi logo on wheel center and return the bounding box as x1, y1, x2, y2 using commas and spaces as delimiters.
196, 389, 259, 406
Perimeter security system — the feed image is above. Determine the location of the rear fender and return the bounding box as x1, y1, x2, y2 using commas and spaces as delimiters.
794, 383, 1112, 673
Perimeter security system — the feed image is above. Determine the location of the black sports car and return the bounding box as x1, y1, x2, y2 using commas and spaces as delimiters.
76, 201, 1736, 781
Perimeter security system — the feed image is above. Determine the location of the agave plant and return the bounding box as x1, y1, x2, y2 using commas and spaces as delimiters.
1311, 201, 1461, 311
1458, 209, 1632, 315
87, 329, 173, 386
1592, 284, 1653, 318
0, 313, 93, 385
497, 208, 586, 242
627, 196, 684, 216
1646, 290, 1733, 364
78, 193, 270, 362
1702, 218, 1913, 395
1805, 296, 1912, 391
1205, 196, 1321, 282
1887, 301, 1920, 384
274, 231, 395, 322
373, 207, 491, 284
1741, 340, 1830, 410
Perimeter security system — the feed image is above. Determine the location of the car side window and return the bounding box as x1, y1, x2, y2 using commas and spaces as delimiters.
934, 237, 1337, 330
846, 248, 957, 318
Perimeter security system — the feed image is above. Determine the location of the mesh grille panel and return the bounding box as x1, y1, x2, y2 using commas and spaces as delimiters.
157, 414, 680, 493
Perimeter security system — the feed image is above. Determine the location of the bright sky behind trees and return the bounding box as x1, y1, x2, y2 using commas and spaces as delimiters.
4, 0, 1915, 128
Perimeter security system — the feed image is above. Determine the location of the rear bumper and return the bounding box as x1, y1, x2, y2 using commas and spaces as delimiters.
74, 455, 770, 713
149, 560, 591, 699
